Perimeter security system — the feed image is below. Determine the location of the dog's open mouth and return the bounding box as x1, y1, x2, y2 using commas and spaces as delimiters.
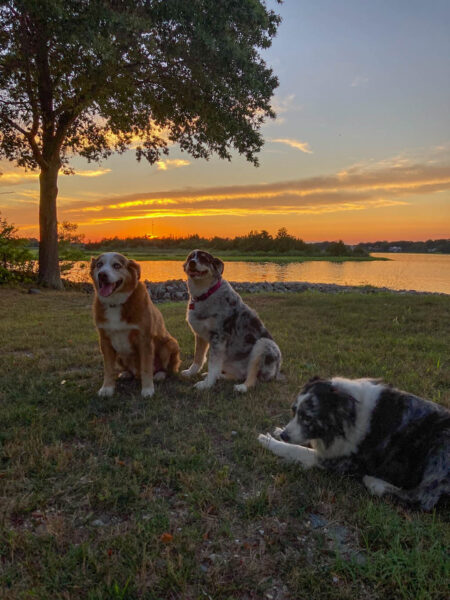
99, 278, 123, 297
188, 268, 208, 278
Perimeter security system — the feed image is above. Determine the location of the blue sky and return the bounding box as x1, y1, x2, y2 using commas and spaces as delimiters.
267, 0, 450, 173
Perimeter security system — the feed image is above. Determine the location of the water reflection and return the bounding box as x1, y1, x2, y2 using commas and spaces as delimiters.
68, 253, 450, 294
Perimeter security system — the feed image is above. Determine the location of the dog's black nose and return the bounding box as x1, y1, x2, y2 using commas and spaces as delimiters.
280, 430, 290, 442
98, 271, 110, 284
189, 259, 197, 269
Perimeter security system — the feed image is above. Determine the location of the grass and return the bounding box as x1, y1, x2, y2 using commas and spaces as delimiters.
108, 251, 386, 263
0, 288, 449, 599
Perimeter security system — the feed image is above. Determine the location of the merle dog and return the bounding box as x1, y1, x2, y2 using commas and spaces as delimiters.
259, 376, 450, 509
182, 250, 282, 392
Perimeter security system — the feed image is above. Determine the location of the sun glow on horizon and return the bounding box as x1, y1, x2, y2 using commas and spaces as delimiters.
7, 158, 450, 244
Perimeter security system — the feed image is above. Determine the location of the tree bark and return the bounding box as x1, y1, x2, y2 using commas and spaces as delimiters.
38, 160, 63, 289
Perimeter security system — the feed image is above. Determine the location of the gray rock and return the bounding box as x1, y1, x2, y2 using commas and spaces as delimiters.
308, 513, 328, 529
92, 519, 106, 527
140, 277, 446, 303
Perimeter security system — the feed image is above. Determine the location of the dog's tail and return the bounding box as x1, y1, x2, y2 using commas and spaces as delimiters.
157, 335, 181, 374
166, 337, 181, 374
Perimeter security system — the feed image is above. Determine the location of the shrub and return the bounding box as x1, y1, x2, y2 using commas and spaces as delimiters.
0, 214, 35, 282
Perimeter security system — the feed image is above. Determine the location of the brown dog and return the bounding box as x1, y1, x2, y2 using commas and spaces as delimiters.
90, 252, 180, 398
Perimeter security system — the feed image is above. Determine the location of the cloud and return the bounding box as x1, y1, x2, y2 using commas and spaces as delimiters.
74, 168, 112, 177
60, 161, 450, 225
0, 167, 111, 186
270, 138, 313, 154
155, 159, 190, 171
268, 94, 303, 124
351, 76, 369, 88
0, 171, 38, 185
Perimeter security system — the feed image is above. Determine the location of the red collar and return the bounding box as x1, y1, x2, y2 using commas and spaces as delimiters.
189, 278, 222, 310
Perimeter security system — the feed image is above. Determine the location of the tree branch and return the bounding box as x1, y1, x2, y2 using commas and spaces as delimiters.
1, 112, 47, 169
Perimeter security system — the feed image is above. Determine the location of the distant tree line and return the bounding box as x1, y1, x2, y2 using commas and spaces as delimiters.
84, 228, 368, 257
356, 239, 450, 254
84, 232, 450, 255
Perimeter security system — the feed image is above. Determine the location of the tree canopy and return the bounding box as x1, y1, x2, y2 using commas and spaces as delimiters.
0, 0, 281, 287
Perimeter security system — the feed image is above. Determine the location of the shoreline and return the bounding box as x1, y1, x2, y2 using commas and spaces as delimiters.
65, 279, 449, 300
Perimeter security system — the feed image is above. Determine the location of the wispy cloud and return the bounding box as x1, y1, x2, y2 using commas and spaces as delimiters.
59, 162, 450, 225
0, 171, 38, 185
270, 138, 313, 154
0, 166, 111, 186
351, 76, 369, 88
269, 94, 303, 124
74, 168, 112, 178
155, 159, 190, 171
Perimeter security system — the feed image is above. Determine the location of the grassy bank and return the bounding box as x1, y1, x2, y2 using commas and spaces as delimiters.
28, 248, 387, 263
0, 289, 449, 599
123, 252, 386, 263
86, 249, 387, 263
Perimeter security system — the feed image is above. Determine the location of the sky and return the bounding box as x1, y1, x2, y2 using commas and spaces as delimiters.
1, 0, 449, 243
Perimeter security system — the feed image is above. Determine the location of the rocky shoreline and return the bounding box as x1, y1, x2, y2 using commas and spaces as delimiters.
140, 279, 446, 302
64, 279, 446, 300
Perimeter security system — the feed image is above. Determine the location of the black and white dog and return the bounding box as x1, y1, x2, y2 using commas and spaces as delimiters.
259, 376, 450, 510
182, 250, 282, 392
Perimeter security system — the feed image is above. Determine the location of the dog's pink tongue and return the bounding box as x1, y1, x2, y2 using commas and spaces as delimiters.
99, 282, 115, 297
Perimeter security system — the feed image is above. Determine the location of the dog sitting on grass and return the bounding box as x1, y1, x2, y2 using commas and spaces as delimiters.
182, 249, 282, 392
259, 376, 450, 510
90, 252, 180, 398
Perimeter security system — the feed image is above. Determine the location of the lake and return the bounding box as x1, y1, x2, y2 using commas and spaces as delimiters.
70, 253, 450, 294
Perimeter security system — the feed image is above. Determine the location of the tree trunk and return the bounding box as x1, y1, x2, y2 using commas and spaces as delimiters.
38, 160, 63, 289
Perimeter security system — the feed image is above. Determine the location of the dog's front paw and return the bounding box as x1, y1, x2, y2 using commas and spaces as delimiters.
153, 371, 166, 382
118, 370, 133, 380
181, 365, 199, 378
258, 432, 274, 449
194, 379, 213, 391
98, 385, 114, 397
141, 386, 155, 398
273, 427, 284, 439
363, 475, 399, 497
234, 383, 248, 393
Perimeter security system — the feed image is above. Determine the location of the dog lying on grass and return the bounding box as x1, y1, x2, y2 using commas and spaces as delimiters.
182, 249, 282, 392
91, 252, 180, 398
259, 376, 450, 510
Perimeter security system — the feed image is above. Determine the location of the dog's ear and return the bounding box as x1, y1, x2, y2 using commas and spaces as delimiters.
183, 251, 194, 273
127, 259, 141, 280
301, 375, 322, 394
213, 257, 224, 276
90, 257, 97, 276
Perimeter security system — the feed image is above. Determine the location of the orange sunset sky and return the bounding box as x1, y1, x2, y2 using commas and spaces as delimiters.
1, 1, 449, 243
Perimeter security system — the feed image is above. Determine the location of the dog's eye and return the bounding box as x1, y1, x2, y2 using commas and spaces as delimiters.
113, 263, 122, 270
97, 261, 103, 268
